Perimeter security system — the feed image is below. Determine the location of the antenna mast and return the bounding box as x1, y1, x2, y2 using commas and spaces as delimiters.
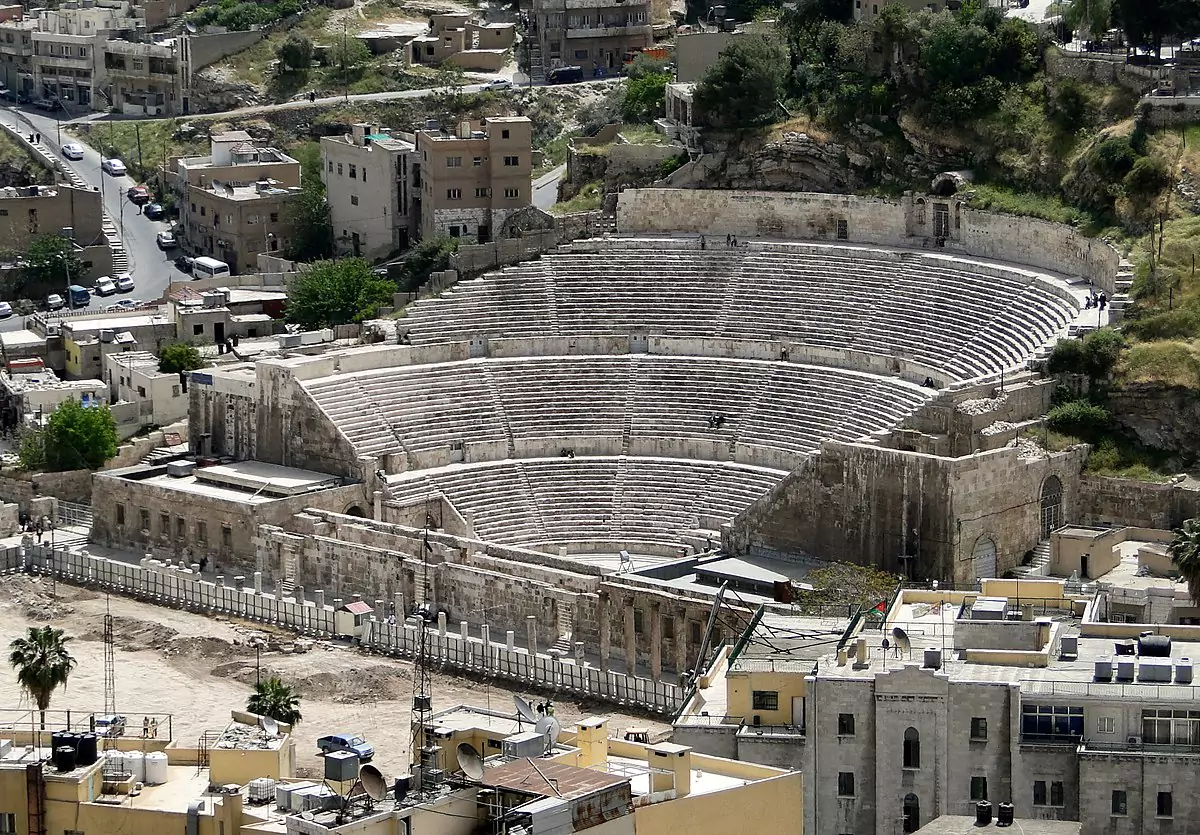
102, 593, 116, 716
411, 496, 434, 784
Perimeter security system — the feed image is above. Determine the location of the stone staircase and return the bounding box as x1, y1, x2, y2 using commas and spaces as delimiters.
527, 36, 544, 83
140, 442, 189, 465
1011, 540, 1052, 579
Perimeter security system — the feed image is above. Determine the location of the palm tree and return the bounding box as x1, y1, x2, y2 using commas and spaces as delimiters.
247, 677, 302, 726
9, 626, 76, 729
1170, 519, 1200, 604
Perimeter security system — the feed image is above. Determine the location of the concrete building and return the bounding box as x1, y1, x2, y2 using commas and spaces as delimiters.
0, 12, 36, 96
0, 362, 107, 431
321, 123, 415, 260
0, 184, 111, 280
61, 310, 176, 379
103, 349, 189, 426
853, 0, 944, 25
531, 0, 652, 76
174, 131, 300, 274
406, 12, 515, 71
103, 35, 184, 116
415, 116, 532, 242
29, 0, 140, 108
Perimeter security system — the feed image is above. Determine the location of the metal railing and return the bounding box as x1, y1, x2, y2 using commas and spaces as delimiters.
1081, 739, 1200, 756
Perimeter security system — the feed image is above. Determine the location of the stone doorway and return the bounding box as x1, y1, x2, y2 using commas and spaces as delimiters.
1039, 476, 1063, 539
972, 536, 997, 582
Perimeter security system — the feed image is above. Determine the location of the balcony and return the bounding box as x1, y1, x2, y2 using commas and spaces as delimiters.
1018, 733, 1082, 748
1080, 738, 1200, 758
565, 22, 652, 38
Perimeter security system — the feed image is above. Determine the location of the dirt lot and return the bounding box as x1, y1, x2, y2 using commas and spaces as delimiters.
0, 576, 666, 778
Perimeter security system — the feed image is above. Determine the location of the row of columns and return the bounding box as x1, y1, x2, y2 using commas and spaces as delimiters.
600, 593, 691, 683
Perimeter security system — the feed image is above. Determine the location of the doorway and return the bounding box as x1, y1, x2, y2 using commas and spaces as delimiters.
214, 322, 225, 345
903, 794, 920, 834
1039, 476, 1063, 539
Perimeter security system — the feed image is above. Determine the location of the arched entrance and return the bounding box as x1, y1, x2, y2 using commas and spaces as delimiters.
903, 794, 920, 834
972, 536, 997, 582
1039, 476, 1063, 539
344, 504, 366, 518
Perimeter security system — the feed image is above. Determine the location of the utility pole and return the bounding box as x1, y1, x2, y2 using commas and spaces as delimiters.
342, 22, 349, 104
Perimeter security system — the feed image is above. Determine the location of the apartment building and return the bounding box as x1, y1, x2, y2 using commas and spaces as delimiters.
407, 12, 515, 71
0, 7, 34, 95
103, 349, 188, 425
174, 131, 300, 274
30, 0, 139, 107
321, 122, 415, 261
531, 0, 652, 75
415, 116, 532, 242
103, 35, 184, 115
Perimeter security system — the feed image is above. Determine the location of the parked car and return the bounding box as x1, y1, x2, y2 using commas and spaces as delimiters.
483, 78, 513, 90
94, 276, 117, 296
127, 185, 150, 204
94, 714, 126, 738
33, 98, 61, 112
61, 142, 84, 161
115, 273, 134, 292
101, 158, 127, 176
105, 299, 138, 313
144, 202, 164, 219
547, 65, 584, 84
157, 231, 177, 249
316, 734, 374, 761
0, 301, 11, 318
46, 293, 64, 310
174, 255, 195, 274
1, 90, 30, 104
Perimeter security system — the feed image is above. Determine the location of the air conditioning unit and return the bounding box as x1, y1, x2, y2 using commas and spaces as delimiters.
1127, 736, 1141, 745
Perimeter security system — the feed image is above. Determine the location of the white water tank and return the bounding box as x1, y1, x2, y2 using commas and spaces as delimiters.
125, 751, 146, 783
104, 748, 124, 774
143, 752, 167, 785
249, 777, 276, 802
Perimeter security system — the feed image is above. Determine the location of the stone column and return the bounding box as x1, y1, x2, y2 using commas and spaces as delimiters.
624, 599, 637, 677
314, 589, 325, 609
674, 609, 688, 674
649, 602, 663, 682
506, 630, 515, 651
599, 596, 611, 672
253, 571, 262, 594
460, 621, 469, 641
437, 611, 447, 637
527, 615, 538, 657
393, 592, 404, 619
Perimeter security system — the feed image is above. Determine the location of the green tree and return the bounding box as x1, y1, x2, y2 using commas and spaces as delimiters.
694, 34, 788, 129
16, 426, 45, 472
23, 235, 84, 296
621, 71, 672, 122
1123, 155, 1173, 205
1113, 0, 1200, 57
1063, 0, 1112, 41
158, 343, 206, 374
1080, 327, 1124, 381
1170, 519, 1200, 603
286, 258, 395, 328
247, 676, 302, 725
283, 181, 334, 262
396, 235, 458, 292
329, 36, 371, 82
277, 34, 314, 72
1046, 399, 1111, 438
39, 398, 118, 471
9, 626, 76, 729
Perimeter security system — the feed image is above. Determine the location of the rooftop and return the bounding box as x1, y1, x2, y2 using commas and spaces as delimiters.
0, 367, 106, 394
217, 718, 285, 751
105, 460, 348, 503
62, 311, 172, 333
914, 815, 1080, 835
107, 350, 162, 373
482, 757, 628, 800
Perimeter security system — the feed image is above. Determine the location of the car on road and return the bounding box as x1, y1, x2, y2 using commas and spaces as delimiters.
46, 293, 64, 310
483, 78, 513, 91
115, 273, 134, 292
144, 202, 164, 219
1, 90, 30, 104
127, 185, 150, 204
0, 301, 11, 318
174, 255, 195, 274
33, 98, 62, 112
316, 734, 374, 761
547, 65, 584, 84
94, 276, 117, 296
157, 231, 177, 249
61, 143, 84, 161
101, 158, 127, 176
105, 299, 138, 313
68, 285, 90, 307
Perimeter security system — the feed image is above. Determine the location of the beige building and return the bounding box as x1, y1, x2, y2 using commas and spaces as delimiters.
103, 35, 184, 116
415, 116, 532, 242
321, 122, 415, 261
0, 10, 35, 96
532, 0, 652, 76
407, 12, 515, 70
104, 349, 189, 426
174, 131, 300, 274
0, 184, 112, 281
30, 0, 140, 108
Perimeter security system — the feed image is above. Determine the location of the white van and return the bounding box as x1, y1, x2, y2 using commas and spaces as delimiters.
192, 256, 231, 280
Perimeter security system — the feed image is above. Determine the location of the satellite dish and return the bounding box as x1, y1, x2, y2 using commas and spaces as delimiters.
359, 764, 388, 802
535, 715, 562, 753
456, 743, 484, 781
185, 21, 197, 33
891, 626, 911, 657
260, 716, 279, 735
514, 694, 538, 724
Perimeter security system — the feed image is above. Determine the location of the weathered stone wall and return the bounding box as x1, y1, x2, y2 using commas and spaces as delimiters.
1077, 475, 1200, 530
1139, 96, 1200, 127
1044, 47, 1159, 96
1107, 382, 1200, 460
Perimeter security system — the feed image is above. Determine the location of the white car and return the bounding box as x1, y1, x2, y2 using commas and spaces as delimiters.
94, 277, 117, 296
61, 143, 84, 161
115, 273, 134, 292
46, 293, 64, 310
101, 158, 127, 176
0, 301, 11, 318
156, 231, 176, 249
105, 299, 137, 313
483, 78, 513, 91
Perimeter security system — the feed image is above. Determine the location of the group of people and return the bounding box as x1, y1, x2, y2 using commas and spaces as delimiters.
19, 513, 52, 544
697, 235, 742, 250
1084, 290, 1108, 311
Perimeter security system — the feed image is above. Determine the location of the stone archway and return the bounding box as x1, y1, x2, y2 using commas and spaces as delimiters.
344, 504, 366, 518
1039, 476, 1063, 539
972, 536, 997, 582
903, 794, 920, 833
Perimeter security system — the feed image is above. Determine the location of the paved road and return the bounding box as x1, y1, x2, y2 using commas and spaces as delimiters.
533, 163, 566, 210
2, 106, 178, 332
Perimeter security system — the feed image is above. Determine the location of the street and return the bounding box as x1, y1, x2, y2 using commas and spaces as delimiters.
3, 105, 177, 332
533, 162, 566, 210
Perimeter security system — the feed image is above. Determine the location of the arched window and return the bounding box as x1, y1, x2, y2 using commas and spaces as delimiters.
903, 727, 920, 769
1040, 476, 1063, 539
903, 794, 920, 833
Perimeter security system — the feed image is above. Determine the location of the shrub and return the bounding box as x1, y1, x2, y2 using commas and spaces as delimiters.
1080, 328, 1124, 380
1046, 337, 1085, 375
1046, 399, 1111, 437
1123, 307, 1200, 341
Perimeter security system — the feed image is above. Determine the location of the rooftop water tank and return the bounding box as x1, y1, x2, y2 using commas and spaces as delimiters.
125, 750, 146, 783
76, 733, 98, 766
249, 777, 276, 803
1094, 657, 1112, 681
1116, 658, 1135, 681
1177, 657, 1193, 685
144, 752, 167, 785
1138, 634, 1172, 657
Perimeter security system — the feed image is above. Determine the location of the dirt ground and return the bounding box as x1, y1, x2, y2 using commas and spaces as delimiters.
0, 577, 666, 779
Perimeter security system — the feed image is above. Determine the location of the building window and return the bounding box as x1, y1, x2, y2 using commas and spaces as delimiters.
221, 525, 232, 549
503, 155, 519, 166
1021, 705, 1083, 740
690, 621, 701, 644
361, 169, 367, 182
193, 324, 204, 336
574, 49, 588, 59
1033, 781, 1047, 806
505, 187, 519, 199
0, 814, 15, 834
502, 129, 510, 139
837, 772, 855, 797
270, 212, 279, 222
337, 163, 343, 175
1158, 791, 1173, 818
447, 156, 462, 167
115, 504, 125, 526
1096, 716, 1115, 734
970, 717, 987, 740
350, 195, 359, 205
633, 609, 643, 634
970, 776, 987, 801
159, 513, 170, 536
1050, 781, 1064, 807
176, 518, 185, 539
662, 617, 674, 640
197, 521, 207, 544
1143, 709, 1200, 744
200, 206, 206, 216
473, 156, 483, 166
903, 727, 920, 768
191, 202, 196, 213
447, 188, 461, 200
475, 187, 490, 198
172, 385, 180, 397
139, 509, 150, 531
838, 713, 855, 736
752, 691, 779, 711
1112, 790, 1127, 816
327, 160, 333, 172
348, 164, 356, 178
836, 218, 848, 239
137, 386, 146, 398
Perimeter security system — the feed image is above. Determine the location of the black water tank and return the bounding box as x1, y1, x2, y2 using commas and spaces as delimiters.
1139, 635, 1172, 657
50, 731, 65, 753
393, 776, 411, 801
76, 733, 98, 766
997, 802, 1014, 826
976, 800, 993, 826
54, 745, 76, 772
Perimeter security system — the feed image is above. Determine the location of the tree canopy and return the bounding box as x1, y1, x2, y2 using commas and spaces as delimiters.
329, 37, 371, 81
276, 34, 314, 72
283, 180, 335, 263
693, 34, 788, 129
247, 677, 302, 725
158, 343, 206, 375
19, 398, 118, 472
9, 626, 76, 728
286, 258, 395, 329
1171, 519, 1200, 604
21, 235, 84, 297
1112, 0, 1200, 57
395, 235, 458, 292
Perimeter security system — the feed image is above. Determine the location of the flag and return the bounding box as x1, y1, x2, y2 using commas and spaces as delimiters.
874, 600, 887, 613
